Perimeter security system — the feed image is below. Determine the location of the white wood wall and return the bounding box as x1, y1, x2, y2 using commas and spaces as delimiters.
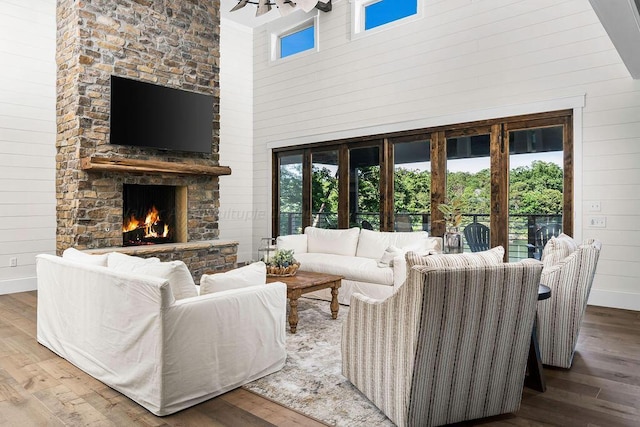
2, 0, 638, 309
219, 19, 256, 263
252, 0, 640, 310
0, 0, 56, 294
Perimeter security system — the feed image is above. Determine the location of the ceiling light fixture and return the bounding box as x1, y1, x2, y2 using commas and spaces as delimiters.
231, 0, 332, 17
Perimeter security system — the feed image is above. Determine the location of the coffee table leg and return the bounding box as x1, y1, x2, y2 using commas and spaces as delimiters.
330, 284, 339, 320
288, 297, 299, 334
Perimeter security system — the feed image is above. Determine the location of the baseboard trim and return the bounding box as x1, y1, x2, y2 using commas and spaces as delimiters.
0, 277, 37, 295
588, 289, 640, 312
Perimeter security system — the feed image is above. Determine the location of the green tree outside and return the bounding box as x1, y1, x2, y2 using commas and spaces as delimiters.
279, 160, 563, 231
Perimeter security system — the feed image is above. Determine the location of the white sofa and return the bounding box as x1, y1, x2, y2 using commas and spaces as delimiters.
277, 227, 442, 305
36, 252, 287, 416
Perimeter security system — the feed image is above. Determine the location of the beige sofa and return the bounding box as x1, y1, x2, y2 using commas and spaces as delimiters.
276, 226, 442, 305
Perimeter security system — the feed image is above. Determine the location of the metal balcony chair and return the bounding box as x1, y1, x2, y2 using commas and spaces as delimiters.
394, 214, 413, 232
528, 223, 562, 260
463, 222, 490, 252
361, 220, 374, 230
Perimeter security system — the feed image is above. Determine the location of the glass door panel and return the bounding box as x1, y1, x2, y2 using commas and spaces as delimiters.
508, 126, 564, 261
278, 154, 303, 235
349, 146, 380, 230
446, 134, 491, 252
311, 150, 339, 229
393, 140, 431, 232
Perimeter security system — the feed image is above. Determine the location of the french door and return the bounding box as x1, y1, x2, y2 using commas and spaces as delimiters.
273, 110, 573, 260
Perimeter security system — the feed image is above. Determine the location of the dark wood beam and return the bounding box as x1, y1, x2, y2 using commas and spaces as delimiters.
81, 156, 231, 176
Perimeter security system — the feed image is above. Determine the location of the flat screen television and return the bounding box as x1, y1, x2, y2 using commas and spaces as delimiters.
110, 75, 214, 154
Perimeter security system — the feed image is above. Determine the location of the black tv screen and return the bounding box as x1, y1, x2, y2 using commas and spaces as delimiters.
110, 75, 213, 154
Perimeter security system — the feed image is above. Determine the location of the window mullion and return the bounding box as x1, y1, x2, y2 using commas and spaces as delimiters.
302, 150, 312, 230
563, 116, 573, 236
338, 146, 350, 229
381, 138, 393, 231
490, 123, 509, 260
430, 131, 446, 238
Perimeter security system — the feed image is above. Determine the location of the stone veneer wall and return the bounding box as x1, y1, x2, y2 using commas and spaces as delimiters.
56, 0, 225, 253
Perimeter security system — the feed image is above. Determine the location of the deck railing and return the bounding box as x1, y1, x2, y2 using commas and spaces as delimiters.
278, 212, 562, 261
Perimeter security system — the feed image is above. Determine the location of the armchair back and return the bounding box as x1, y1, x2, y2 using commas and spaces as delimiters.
342, 248, 542, 426
537, 237, 602, 368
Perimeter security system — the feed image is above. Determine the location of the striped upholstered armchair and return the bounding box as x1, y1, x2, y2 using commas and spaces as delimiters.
537, 235, 602, 368
342, 248, 543, 427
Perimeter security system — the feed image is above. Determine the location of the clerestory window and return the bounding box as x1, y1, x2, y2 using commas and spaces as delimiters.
280, 24, 315, 59
352, 0, 421, 36
365, 0, 418, 30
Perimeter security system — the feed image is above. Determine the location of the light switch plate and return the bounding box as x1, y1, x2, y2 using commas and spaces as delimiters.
588, 217, 606, 228
588, 201, 601, 212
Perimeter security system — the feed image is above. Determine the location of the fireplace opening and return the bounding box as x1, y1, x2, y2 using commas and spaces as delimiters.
123, 184, 177, 246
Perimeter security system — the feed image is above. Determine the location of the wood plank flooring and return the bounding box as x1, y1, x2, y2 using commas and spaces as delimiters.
1, 291, 639, 426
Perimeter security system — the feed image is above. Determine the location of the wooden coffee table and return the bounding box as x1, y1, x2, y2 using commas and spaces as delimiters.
266, 271, 342, 334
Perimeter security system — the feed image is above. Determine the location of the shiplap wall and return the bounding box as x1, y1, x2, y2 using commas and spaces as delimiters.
252, 0, 640, 310
0, 0, 56, 294
219, 19, 256, 262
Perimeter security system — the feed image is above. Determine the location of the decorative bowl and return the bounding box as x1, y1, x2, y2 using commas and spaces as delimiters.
266, 262, 300, 277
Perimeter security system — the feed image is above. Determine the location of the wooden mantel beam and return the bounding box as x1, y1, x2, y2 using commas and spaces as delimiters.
80, 156, 232, 177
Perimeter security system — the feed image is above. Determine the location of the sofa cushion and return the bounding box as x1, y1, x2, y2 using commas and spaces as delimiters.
200, 262, 267, 295
356, 229, 434, 260
378, 246, 403, 267
107, 252, 160, 269
541, 233, 578, 269
305, 227, 360, 257
296, 253, 394, 286
407, 246, 505, 270
276, 234, 308, 254
109, 258, 198, 300
62, 247, 108, 267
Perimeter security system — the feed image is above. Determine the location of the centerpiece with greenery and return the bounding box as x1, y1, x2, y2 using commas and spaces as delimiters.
438, 197, 463, 232
265, 249, 301, 277
438, 197, 464, 254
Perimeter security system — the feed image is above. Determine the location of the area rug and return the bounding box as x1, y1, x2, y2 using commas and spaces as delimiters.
242, 298, 395, 426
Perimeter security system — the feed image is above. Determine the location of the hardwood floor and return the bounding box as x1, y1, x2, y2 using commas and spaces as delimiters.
1, 291, 639, 426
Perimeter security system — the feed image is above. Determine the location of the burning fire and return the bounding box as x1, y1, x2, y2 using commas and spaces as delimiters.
123, 206, 169, 238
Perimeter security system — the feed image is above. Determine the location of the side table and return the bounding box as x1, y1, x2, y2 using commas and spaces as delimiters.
525, 284, 551, 392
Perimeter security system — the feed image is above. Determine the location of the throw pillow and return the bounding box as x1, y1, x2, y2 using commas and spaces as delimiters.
541, 233, 578, 269
401, 238, 439, 255
110, 257, 198, 300
107, 252, 160, 269
276, 234, 308, 254
305, 226, 361, 257
378, 246, 403, 268
200, 261, 267, 295
355, 229, 433, 260
62, 248, 109, 267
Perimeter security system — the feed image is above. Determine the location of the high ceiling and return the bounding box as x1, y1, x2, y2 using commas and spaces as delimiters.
219, 0, 640, 80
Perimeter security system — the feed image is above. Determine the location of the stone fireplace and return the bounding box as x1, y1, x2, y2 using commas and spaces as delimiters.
55, 0, 237, 279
